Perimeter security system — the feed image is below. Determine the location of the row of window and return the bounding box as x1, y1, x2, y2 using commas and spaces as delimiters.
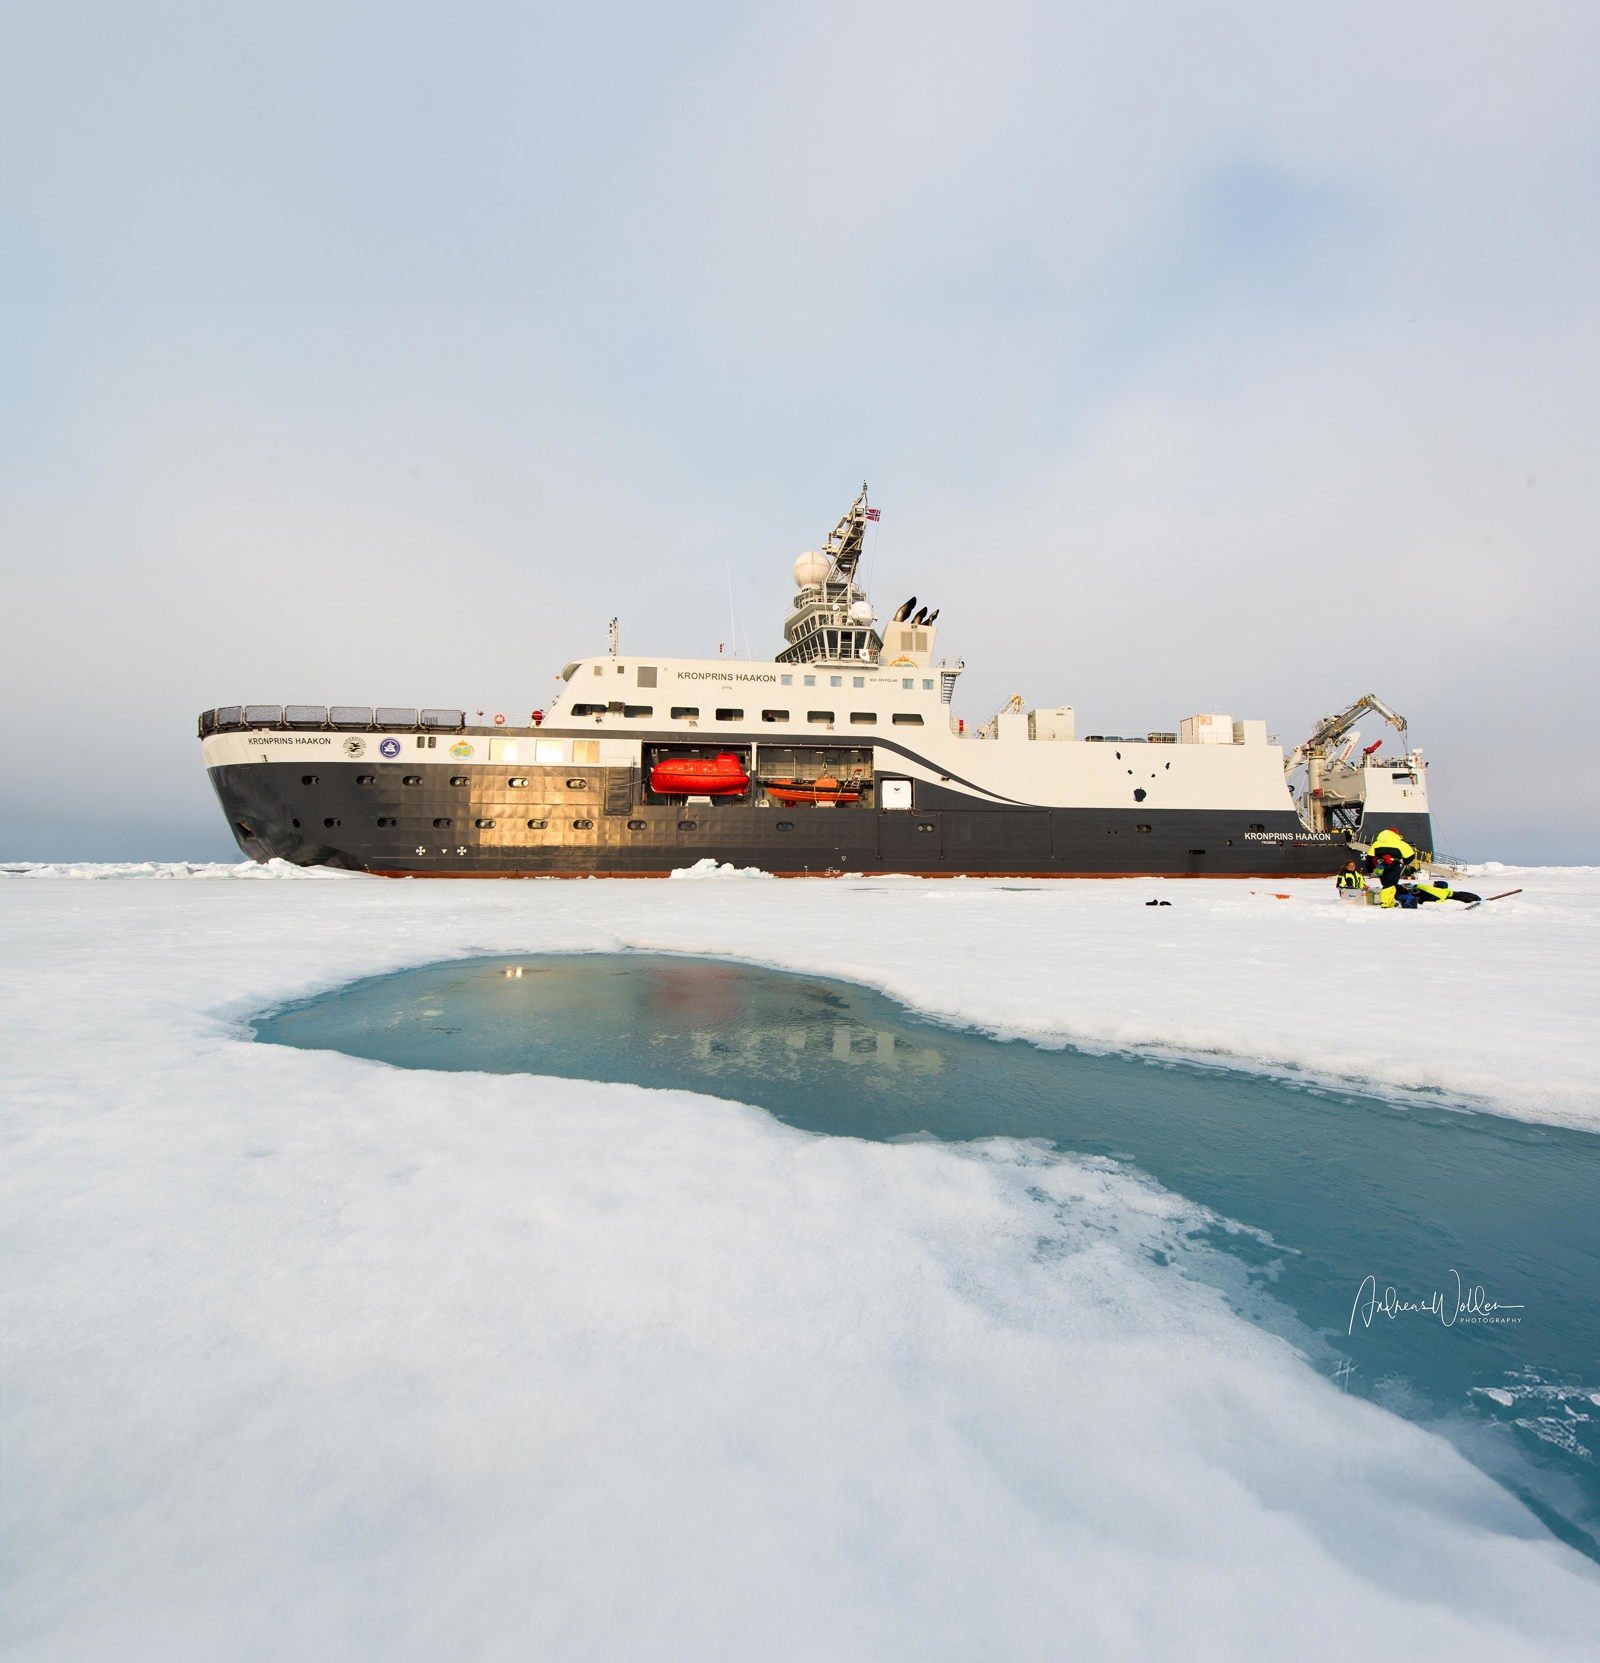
592, 667, 938, 693
568, 706, 925, 725
309, 774, 593, 790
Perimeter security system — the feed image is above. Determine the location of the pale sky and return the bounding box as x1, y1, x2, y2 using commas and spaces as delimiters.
3, 1, 1597, 862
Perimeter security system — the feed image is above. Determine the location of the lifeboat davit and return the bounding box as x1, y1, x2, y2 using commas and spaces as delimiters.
649, 752, 749, 796
763, 774, 863, 806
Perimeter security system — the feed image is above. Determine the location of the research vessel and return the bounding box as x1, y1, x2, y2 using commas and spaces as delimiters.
199, 487, 1433, 877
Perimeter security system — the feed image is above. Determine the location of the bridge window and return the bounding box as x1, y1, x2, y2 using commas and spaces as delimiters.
761, 709, 789, 723
892, 713, 924, 726
850, 712, 876, 725
807, 711, 834, 724
622, 705, 652, 718
830, 675, 842, 687
571, 703, 606, 716
714, 708, 743, 722
671, 706, 699, 720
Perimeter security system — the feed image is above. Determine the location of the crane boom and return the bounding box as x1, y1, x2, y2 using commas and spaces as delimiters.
1286, 693, 1407, 774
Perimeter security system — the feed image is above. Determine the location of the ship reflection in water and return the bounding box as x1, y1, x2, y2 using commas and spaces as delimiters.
255, 952, 1600, 1562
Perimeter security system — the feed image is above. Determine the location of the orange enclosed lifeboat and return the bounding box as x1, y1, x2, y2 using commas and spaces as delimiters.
649, 752, 749, 796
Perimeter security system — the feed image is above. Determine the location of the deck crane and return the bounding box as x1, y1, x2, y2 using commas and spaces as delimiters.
1286, 694, 1408, 832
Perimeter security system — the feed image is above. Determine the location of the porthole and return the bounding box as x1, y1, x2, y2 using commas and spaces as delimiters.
916, 822, 936, 833
475, 818, 495, 829
323, 817, 340, 829
566, 777, 588, 790
377, 817, 396, 828
627, 819, 648, 831
527, 819, 548, 830
402, 774, 422, 786
508, 776, 529, 787
776, 820, 795, 831
301, 774, 319, 785
450, 775, 469, 787
1136, 823, 1152, 833
573, 818, 595, 830
433, 817, 452, 828
678, 819, 698, 832
355, 774, 375, 785
1249, 823, 1265, 833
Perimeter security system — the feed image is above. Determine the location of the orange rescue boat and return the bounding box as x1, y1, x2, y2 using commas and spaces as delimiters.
763, 774, 863, 805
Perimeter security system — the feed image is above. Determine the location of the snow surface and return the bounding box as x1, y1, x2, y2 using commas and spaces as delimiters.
4, 866, 1600, 1659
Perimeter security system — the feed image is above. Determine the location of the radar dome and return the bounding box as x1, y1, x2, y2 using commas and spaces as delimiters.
792, 550, 830, 589
848, 600, 874, 623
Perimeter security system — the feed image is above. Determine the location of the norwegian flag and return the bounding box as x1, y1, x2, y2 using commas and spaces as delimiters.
865, 507, 881, 521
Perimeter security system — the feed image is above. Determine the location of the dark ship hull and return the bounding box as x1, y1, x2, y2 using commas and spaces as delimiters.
207, 723, 1431, 879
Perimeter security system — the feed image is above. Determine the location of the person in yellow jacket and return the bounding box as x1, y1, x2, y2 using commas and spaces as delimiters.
1410, 878, 1482, 906
1336, 860, 1364, 891
1362, 828, 1418, 907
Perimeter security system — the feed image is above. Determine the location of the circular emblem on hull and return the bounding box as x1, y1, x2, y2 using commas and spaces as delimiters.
450, 741, 475, 759
379, 737, 402, 758
343, 737, 366, 758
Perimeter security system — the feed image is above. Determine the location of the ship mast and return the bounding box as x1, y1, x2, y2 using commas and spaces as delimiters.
777, 484, 882, 667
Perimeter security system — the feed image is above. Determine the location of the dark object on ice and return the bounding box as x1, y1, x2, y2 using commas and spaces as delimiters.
1145, 899, 1172, 906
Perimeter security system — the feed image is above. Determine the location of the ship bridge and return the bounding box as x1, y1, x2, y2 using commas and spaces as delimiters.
778, 483, 956, 700
778, 484, 885, 668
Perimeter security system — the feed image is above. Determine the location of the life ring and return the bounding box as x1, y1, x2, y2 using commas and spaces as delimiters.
494, 713, 506, 726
